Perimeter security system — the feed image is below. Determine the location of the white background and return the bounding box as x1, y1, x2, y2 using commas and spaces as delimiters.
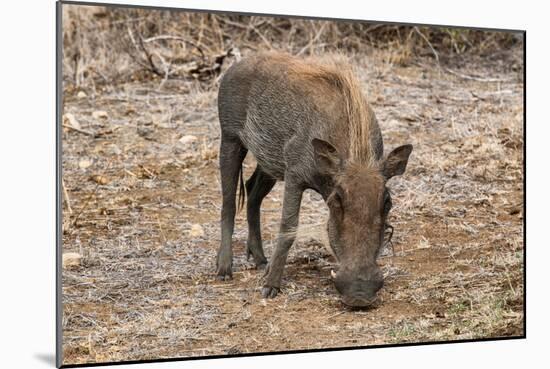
0, 0, 544, 367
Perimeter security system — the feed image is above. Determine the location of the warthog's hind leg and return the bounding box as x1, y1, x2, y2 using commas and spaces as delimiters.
216, 136, 247, 280
245, 166, 276, 269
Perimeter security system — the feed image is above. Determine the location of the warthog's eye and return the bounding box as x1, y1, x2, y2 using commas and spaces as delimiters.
384, 223, 394, 248
328, 186, 344, 208
383, 191, 392, 216
327, 186, 345, 221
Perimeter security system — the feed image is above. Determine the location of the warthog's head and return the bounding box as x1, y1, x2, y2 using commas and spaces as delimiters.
312, 139, 413, 307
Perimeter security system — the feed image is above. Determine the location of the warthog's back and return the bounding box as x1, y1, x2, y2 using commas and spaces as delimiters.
218, 52, 383, 180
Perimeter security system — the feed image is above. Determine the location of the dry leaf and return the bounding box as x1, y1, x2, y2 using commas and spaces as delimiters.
201, 148, 218, 160
63, 252, 82, 268
108, 145, 122, 156
77, 91, 87, 99
151, 114, 163, 126
416, 237, 431, 249
92, 110, 109, 120
189, 224, 204, 237
473, 166, 486, 179
79, 159, 92, 169
441, 143, 458, 154
63, 113, 81, 130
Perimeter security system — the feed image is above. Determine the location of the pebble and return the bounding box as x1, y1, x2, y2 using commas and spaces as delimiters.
92, 110, 109, 120
179, 135, 198, 145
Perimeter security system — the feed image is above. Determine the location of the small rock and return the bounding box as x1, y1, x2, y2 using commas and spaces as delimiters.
78, 159, 92, 169
151, 114, 163, 126
227, 347, 241, 355
441, 143, 458, 154
179, 135, 198, 145
473, 166, 486, 179
90, 174, 109, 185
108, 144, 122, 156
462, 136, 483, 151
63, 252, 82, 268
201, 148, 218, 160
137, 126, 154, 139
189, 224, 204, 238
157, 299, 172, 307
92, 110, 109, 120
63, 113, 81, 129
77, 91, 87, 99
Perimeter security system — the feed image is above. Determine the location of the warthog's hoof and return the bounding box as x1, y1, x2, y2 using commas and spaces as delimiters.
216, 250, 233, 281
246, 248, 268, 270
255, 261, 268, 270
216, 264, 233, 281
261, 286, 279, 299
216, 273, 232, 281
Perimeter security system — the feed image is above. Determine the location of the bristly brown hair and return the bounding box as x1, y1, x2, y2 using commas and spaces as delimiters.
275, 52, 376, 165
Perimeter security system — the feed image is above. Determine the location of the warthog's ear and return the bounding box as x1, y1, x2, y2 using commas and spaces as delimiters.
311, 138, 343, 176
383, 144, 413, 179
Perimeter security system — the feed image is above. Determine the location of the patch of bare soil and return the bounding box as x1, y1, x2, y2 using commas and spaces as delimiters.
61, 48, 524, 365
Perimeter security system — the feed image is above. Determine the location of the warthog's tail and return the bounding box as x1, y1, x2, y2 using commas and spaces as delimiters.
237, 163, 246, 213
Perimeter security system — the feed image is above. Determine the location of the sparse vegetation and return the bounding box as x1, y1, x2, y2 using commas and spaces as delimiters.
61, 4, 524, 366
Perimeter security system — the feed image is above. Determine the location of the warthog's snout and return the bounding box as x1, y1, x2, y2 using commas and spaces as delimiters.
333, 267, 383, 307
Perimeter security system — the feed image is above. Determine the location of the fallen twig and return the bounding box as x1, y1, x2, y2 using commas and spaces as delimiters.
62, 123, 95, 137
249, 21, 273, 50
444, 67, 510, 82
143, 35, 206, 59
127, 25, 163, 77
297, 23, 328, 56
414, 26, 440, 66
62, 178, 73, 214
71, 184, 100, 227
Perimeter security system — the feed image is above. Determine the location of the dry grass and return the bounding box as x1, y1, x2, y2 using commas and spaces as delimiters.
61, 4, 524, 366
62, 5, 522, 90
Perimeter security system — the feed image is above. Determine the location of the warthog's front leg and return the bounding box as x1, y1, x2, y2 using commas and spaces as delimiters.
262, 178, 303, 298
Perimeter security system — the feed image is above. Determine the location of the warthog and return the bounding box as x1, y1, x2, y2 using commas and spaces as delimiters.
215, 52, 412, 307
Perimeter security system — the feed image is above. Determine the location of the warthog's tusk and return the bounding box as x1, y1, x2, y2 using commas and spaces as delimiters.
331, 270, 337, 279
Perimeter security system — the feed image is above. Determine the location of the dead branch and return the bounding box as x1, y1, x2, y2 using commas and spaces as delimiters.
143, 35, 206, 59
62, 123, 95, 137
127, 25, 163, 77
71, 184, 100, 227
444, 67, 510, 82
62, 178, 73, 214
297, 22, 328, 56
249, 20, 273, 50
413, 26, 440, 66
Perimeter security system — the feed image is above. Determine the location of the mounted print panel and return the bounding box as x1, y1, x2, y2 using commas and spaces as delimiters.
58, 1, 524, 366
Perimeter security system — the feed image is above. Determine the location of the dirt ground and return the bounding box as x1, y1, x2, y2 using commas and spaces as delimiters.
61, 47, 524, 365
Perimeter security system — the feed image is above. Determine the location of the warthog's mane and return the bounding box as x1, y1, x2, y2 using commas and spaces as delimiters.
273, 52, 376, 165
